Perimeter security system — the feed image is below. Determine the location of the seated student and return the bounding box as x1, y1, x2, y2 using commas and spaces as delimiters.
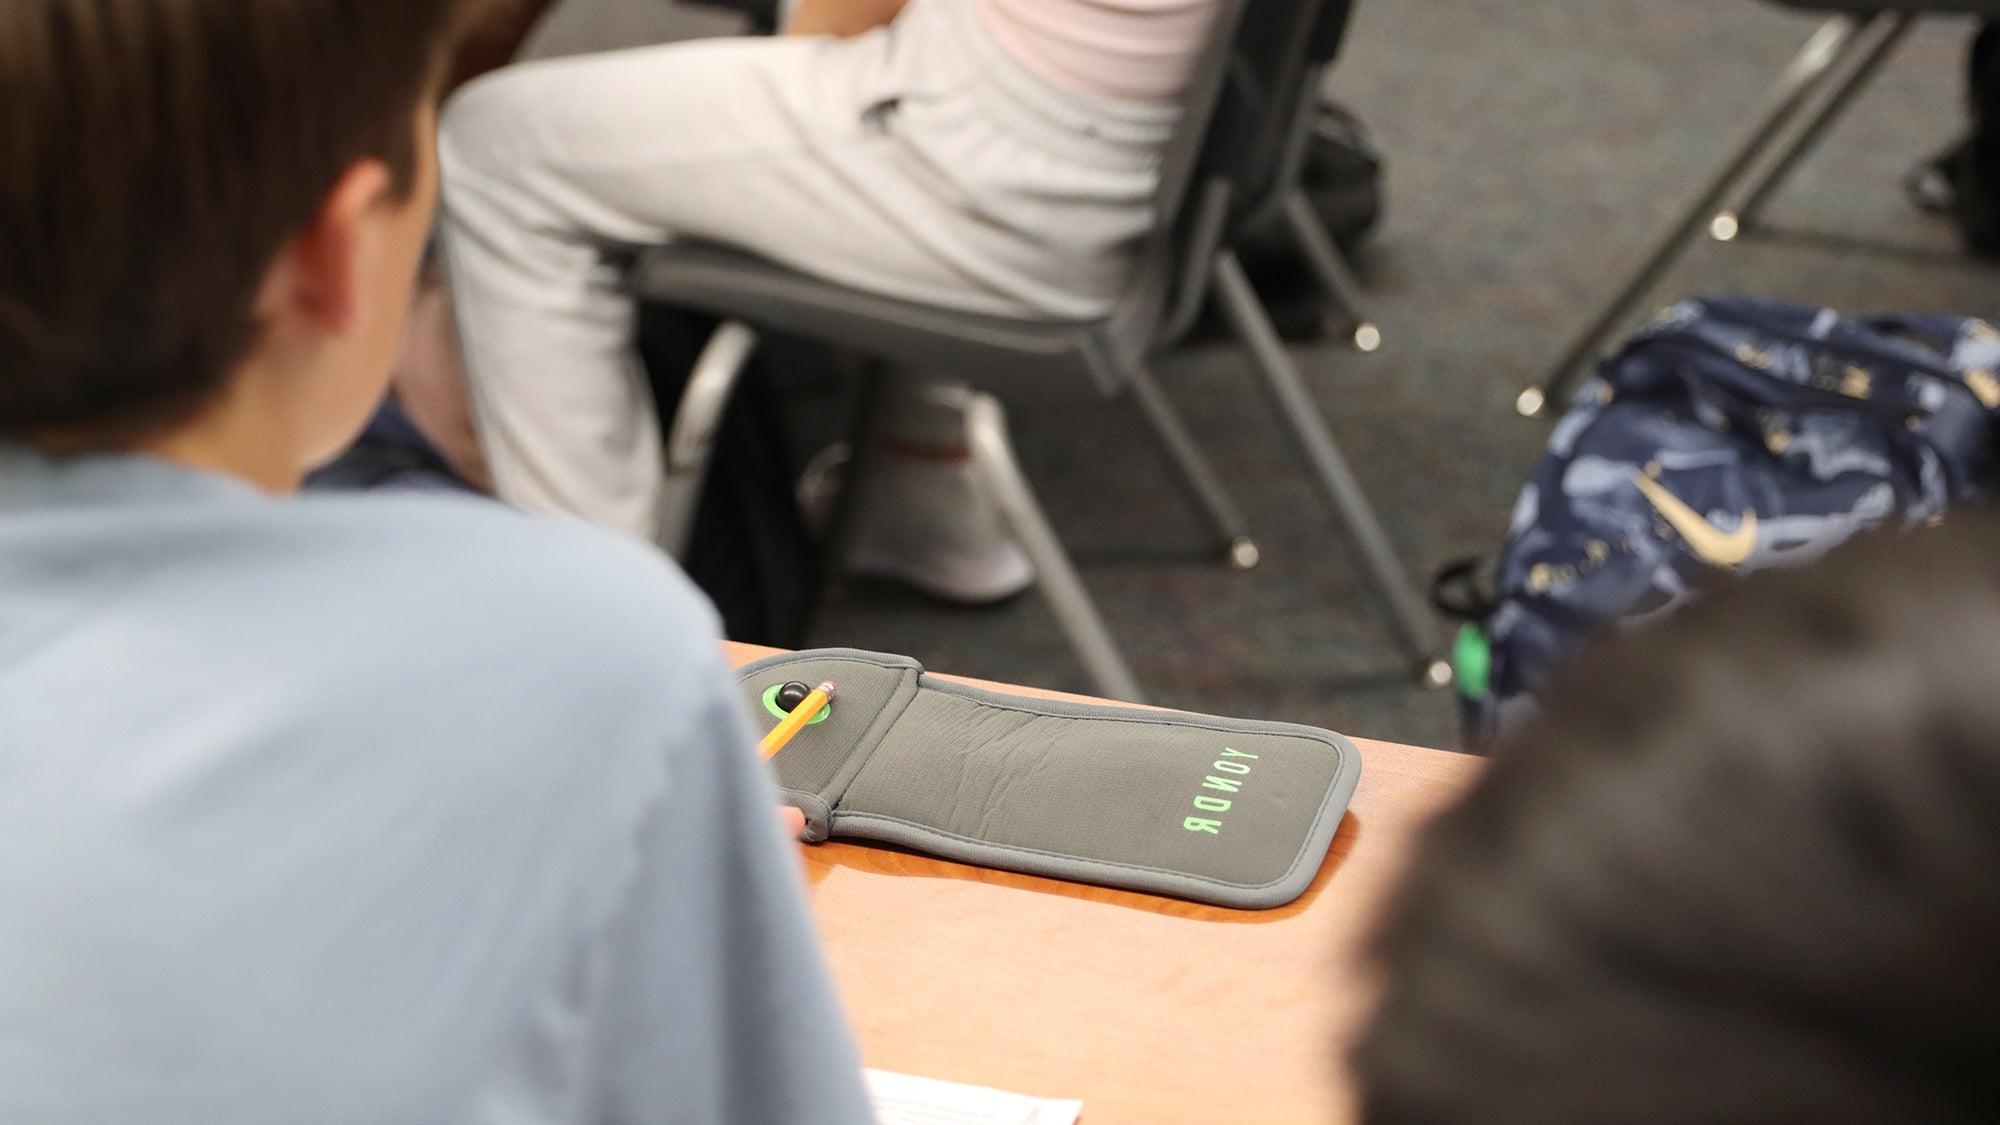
0, 3, 869, 1121
1350, 521, 2000, 1123
436, 0, 1227, 602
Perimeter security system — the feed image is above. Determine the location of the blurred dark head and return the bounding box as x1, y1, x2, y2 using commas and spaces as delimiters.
0, 0, 462, 448
1353, 518, 2000, 1123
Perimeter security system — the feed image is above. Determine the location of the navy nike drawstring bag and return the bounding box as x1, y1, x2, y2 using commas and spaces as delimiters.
1455, 294, 2000, 744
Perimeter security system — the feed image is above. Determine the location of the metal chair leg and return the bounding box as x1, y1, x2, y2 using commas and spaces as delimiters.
1712, 13, 1914, 240
1212, 252, 1449, 688
965, 393, 1147, 703
657, 319, 758, 559
1284, 190, 1382, 353
1520, 15, 1866, 419
1124, 364, 1260, 570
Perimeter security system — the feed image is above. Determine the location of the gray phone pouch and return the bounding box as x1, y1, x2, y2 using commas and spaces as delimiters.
738, 648, 1362, 910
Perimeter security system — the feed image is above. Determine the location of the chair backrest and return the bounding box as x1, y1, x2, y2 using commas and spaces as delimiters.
1106, 0, 1359, 358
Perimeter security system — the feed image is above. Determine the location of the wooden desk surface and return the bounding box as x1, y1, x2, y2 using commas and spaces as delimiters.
726, 643, 1481, 1124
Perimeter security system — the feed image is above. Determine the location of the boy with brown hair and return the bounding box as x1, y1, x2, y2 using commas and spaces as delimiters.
0, 3, 870, 1121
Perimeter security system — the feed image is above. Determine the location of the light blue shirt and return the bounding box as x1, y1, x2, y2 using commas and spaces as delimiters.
0, 448, 873, 1124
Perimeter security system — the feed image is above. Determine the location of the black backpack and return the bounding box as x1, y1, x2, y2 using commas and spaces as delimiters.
637, 305, 824, 649
1195, 97, 1386, 341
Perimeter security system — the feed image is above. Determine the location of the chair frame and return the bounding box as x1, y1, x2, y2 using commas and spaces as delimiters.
639, 0, 1448, 701
1255, 73, 1388, 353
1522, 8, 1927, 417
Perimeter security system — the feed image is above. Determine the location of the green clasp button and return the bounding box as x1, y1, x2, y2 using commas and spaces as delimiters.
763, 683, 831, 725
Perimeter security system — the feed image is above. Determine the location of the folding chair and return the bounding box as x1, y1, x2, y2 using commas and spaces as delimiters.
632, 0, 1446, 702
1522, 0, 2000, 418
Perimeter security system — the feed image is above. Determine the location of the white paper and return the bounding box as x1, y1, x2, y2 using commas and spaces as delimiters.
864, 1068, 1083, 1125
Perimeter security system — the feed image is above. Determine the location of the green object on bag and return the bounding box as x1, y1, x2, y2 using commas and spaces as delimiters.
1453, 624, 1491, 701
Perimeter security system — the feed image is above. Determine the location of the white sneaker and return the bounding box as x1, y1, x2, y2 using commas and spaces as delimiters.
843, 450, 1035, 606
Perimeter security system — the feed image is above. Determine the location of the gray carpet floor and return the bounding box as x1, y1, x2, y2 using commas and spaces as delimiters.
531, 1, 2000, 751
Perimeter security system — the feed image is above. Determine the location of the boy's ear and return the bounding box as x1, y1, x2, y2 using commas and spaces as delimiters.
259, 158, 396, 335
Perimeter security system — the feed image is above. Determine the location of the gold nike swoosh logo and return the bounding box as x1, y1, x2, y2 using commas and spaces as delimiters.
1632, 471, 1757, 568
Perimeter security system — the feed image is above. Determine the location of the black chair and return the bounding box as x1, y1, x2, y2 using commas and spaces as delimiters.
1523, 0, 2000, 418
1190, 0, 1441, 690
631, 0, 1446, 701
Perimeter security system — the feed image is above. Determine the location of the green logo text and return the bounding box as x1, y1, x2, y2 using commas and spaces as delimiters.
1184, 747, 1259, 836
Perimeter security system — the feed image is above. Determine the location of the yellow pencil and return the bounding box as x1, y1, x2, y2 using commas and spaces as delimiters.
759, 680, 835, 759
